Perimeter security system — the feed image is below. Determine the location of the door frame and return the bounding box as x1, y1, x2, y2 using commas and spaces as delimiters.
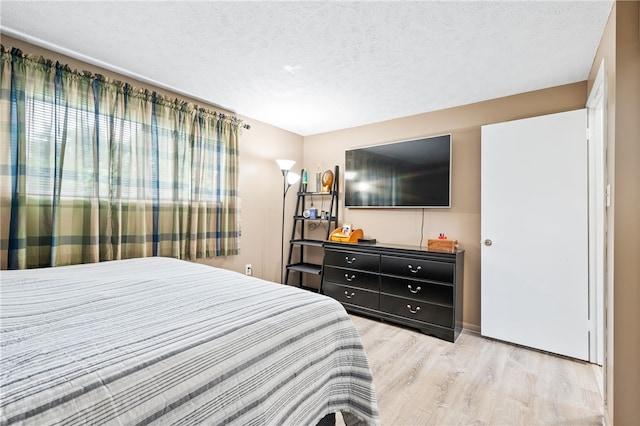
586, 59, 608, 376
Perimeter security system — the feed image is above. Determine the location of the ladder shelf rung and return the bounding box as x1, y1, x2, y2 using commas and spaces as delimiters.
293, 216, 337, 221
286, 262, 323, 275
290, 239, 325, 247
296, 191, 336, 196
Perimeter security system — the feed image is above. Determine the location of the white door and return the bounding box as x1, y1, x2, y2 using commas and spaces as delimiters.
481, 109, 589, 361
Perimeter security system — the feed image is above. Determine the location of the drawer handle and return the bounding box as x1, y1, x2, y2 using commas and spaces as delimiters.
345, 256, 356, 264
407, 304, 421, 314
407, 284, 422, 294
344, 273, 356, 282
407, 264, 422, 274
345, 291, 355, 299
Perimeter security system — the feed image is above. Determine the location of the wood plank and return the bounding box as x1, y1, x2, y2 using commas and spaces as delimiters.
338, 315, 603, 425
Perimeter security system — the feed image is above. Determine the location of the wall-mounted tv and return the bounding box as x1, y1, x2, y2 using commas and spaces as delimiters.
344, 134, 451, 208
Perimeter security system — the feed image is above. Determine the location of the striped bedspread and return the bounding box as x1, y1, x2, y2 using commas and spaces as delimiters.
0, 257, 379, 425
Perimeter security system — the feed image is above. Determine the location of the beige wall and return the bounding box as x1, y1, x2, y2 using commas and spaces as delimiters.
587, 2, 640, 424
303, 83, 587, 331
612, 3, 640, 422
1, 34, 304, 282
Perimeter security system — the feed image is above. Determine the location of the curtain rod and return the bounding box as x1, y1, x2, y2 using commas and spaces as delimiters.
218, 114, 251, 130
2, 28, 251, 130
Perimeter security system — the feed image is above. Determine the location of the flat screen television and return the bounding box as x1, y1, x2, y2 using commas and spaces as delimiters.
344, 134, 451, 208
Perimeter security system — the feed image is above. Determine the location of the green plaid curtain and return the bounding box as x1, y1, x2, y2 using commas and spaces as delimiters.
0, 46, 241, 270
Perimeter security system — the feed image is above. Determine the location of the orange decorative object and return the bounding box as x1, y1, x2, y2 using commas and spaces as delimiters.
329, 227, 364, 243
321, 170, 334, 193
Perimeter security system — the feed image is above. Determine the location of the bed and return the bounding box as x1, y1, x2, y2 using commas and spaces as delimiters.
0, 257, 379, 425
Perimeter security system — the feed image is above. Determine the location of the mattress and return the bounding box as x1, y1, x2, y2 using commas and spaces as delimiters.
0, 257, 379, 425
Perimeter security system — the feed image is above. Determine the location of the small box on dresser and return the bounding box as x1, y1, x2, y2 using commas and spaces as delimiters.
321, 241, 464, 343
427, 238, 458, 254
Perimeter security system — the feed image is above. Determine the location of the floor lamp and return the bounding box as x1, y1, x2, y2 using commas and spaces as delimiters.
276, 159, 300, 284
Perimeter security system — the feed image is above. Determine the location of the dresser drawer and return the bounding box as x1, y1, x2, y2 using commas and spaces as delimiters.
323, 282, 379, 310
381, 276, 453, 306
324, 250, 379, 272
380, 294, 454, 328
381, 255, 454, 283
324, 266, 379, 291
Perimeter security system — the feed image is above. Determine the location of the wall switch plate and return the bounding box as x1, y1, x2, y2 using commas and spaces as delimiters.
245, 264, 252, 276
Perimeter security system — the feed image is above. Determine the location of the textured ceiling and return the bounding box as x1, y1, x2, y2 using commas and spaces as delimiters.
1, 1, 613, 136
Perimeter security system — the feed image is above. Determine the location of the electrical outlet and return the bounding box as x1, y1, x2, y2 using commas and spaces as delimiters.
245, 264, 252, 276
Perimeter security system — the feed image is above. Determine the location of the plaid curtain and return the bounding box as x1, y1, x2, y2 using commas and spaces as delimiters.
0, 46, 241, 270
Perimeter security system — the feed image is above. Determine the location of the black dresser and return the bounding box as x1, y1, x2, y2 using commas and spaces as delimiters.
321, 241, 464, 342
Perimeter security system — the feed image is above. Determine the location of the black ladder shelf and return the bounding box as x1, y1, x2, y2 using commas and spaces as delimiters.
284, 166, 339, 291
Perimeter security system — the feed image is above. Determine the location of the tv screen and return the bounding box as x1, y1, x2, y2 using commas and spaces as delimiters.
344, 134, 451, 208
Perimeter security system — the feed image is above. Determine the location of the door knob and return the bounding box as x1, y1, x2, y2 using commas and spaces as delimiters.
484, 239, 493, 246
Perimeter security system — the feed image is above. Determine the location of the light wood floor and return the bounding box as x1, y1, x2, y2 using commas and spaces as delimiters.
339, 315, 604, 426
